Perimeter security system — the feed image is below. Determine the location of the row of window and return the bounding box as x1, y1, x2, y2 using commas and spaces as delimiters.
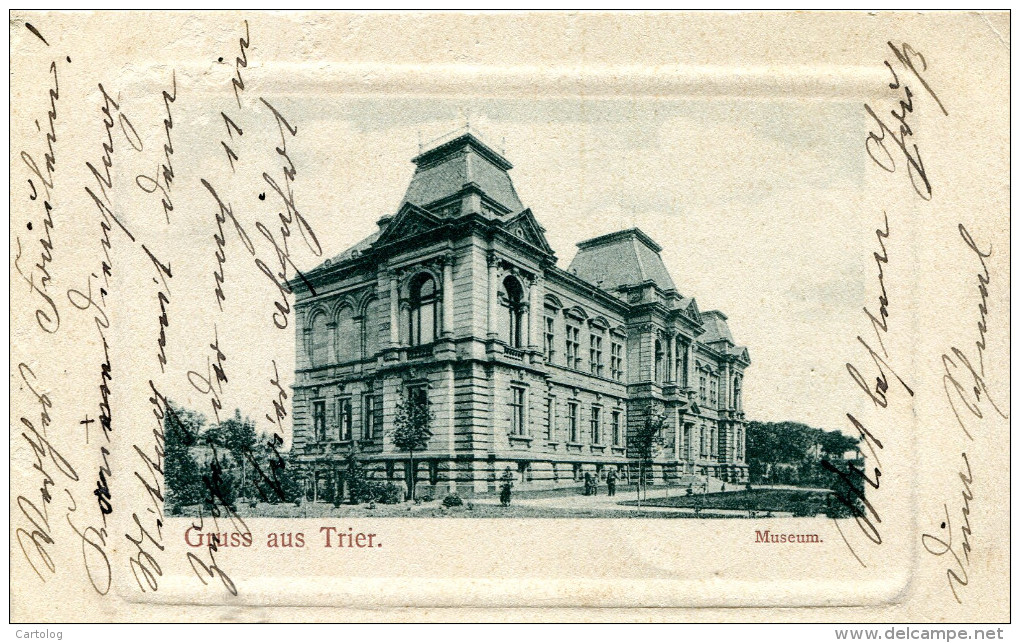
311, 394, 379, 443
547, 317, 626, 381
311, 391, 745, 461
676, 423, 745, 461
510, 386, 626, 446
695, 373, 744, 410
307, 305, 381, 368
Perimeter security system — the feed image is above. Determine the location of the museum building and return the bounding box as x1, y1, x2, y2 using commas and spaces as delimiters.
290, 131, 750, 497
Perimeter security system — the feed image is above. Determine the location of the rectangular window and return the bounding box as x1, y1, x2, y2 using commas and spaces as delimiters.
568, 402, 579, 442
363, 394, 377, 439
700, 426, 707, 457
510, 386, 526, 435
565, 323, 581, 370
710, 378, 718, 407
699, 375, 707, 403
408, 384, 428, 408
612, 410, 622, 446
683, 424, 691, 459
590, 405, 602, 444
589, 334, 603, 376
710, 427, 717, 458
546, 396, 556, 441
313, 400, 326, 442
544, 316, 556, 363
337, 398, 352, 441
610, 341, 623, 381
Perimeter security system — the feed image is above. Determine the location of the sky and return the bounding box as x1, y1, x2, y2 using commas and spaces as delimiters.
268, 92, 873, 432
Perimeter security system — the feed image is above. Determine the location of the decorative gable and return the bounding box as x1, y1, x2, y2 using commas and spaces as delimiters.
686, 298, 702, 322
502, 208, 554, 254
373, 203, 443, 248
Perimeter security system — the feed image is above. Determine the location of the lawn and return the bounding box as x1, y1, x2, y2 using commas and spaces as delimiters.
619, 488, 834, 515
172, 497, 740, 519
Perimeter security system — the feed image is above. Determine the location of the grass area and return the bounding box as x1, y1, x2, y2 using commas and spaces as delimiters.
619, 488, 833, 515
172, 497, 742, 519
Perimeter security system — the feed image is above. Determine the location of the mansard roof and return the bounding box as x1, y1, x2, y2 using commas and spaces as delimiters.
700, 310, 751, 364
402, 133, 524, 214
700, 310, 734, 344
567, 228, 678, 293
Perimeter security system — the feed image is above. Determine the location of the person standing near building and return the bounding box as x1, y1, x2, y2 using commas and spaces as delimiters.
606, 468, 617, 497
500, 467, 515, 506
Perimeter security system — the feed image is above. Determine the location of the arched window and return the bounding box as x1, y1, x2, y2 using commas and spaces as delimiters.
502, 276, 525, 348
408, 273, 438, 346
336, 306, 358, 363
362, 298, 379, 359
733, 375, 742, 411
308, 313, 330, 367
654, 339, 664, 383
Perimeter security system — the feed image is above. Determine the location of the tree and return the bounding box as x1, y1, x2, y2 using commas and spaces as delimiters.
201, 409, 259, 499
341, 443, 372, 504
220, 410, 258, 497
164, 402, 207, 512
633, 403, 665, 506
745, 420, 861, 488
391, 390, 433, 501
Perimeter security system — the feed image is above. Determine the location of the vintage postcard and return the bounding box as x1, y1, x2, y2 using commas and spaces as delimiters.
9, 10, 1010, 623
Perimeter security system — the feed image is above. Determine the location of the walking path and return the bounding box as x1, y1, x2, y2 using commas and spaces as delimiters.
472, 486, 788, 517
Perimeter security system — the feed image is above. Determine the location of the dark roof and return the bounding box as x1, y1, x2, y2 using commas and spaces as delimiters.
567, 228, 677, 292
700, 310, 734, 343
402, 133, 523, 214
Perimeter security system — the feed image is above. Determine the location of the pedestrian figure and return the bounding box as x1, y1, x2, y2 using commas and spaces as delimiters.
499, 466, 514, 507
606, 469, 617, 497
583, 472, 593, 496
591, 472, 599, 496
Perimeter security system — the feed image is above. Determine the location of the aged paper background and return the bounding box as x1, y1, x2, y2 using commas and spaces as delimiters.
9, 11, 1010, 622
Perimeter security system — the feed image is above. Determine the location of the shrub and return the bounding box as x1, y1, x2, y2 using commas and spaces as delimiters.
442, 493, 463, 508
420, 489, 435, 503
378, 482, 403, 505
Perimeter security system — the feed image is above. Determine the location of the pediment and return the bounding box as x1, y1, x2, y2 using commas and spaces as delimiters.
502, 209, 554, 254
686, 298, 702, 321
374, 203, 443, 247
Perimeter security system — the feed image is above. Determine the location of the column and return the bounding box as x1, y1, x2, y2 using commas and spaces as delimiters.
388, 271, 400, 346
686, 342, 696, 389
442, 257, 454, 337
487, 253, 498, 338
723, 362, 732, 409
528, 276, 543, 349
667, 334, 676, 383
673, 410, 680, 459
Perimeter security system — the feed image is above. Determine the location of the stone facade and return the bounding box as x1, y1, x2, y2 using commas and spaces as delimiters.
290, 132, 750, 499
